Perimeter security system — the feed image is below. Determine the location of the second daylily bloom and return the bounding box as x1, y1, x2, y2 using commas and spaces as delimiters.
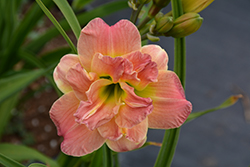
50, 18, 192, 156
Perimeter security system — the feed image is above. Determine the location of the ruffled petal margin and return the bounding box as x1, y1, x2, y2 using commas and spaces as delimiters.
53, 54, 80, 93
115, 82, 153, 128
49, 92, 105, 156
78, 18, 141, 71
66, 63, 97, 101
141, 45, 168, 70
106, 136, 146, 152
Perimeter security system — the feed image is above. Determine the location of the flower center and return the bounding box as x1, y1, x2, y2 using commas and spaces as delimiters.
102, 82, 124, 104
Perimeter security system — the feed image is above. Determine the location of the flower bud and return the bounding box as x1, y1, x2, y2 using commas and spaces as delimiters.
182, 0, 214, 13
148, 0, 171, 18
138, 0, 151, 4
154, 15, 174, 33
165, 13, 203, 38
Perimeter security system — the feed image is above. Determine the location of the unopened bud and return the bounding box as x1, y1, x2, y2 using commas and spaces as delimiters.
165, 13, 203, 38
139, 0, 151, 4
148, 0, 171, 18
155, 15, 173, 33
182, 0, 214, 13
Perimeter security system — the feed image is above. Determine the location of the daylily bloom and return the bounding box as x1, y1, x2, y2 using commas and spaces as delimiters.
49, 18, 192, 156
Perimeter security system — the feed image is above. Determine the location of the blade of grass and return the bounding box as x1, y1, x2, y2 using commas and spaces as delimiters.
36, 0, 77, 54
52, 0, 81, 39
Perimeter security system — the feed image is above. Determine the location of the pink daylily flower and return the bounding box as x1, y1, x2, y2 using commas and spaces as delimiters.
50, 18, 192, 156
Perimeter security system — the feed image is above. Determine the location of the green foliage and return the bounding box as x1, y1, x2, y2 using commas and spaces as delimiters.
0, 144, 59, 167
0, 152, 25, 167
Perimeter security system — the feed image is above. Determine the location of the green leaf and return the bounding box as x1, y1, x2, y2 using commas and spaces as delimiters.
28, 163, 47, 167
0, 93, 19, 139
52, 0, 81, 39
0, 144, 59, 167
72, 0, 93, 11
0, 152, 25, 167
0, 0, 54, 74
24, 0, 128, 54
35, 0, 77, 54
0, 68, 50, 103
186, 95, 242, 123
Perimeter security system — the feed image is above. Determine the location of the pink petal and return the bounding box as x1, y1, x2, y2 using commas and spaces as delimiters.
109, 19, 141, 56
49, 92, 80, 136
91, 53, 124, 83
124, 51, 151, 73
49, 91, 105, 156
141, 45, 168, 70
97, 118, 123, 141
115, 82, 153, 128
53, 54, 80, 93
106, 136, 146, 152
78, 18, 109, 71
137, 70, 186, 99
66, 63, 98, 101
61, 124, 105, 156
79, 99, 121, 130
119, 58, 140, 86
136, 61, 158, 91
136, 70, 192, 129
148, 98, 192, 129
125, 117, 148, 143
78, 18, 141, 71
73, 79, 114, 129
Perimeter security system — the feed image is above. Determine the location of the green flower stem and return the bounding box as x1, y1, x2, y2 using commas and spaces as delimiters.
103, 144, 113, 167
154, 0, 185, 167
114, 153, 120, 167
130, 3, 144, 24
137, 16, 152, 30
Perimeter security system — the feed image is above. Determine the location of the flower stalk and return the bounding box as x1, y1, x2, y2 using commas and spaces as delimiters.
154, 0, 186, 166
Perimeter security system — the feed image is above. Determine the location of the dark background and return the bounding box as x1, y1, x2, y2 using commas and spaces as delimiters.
92, 0, 250, 166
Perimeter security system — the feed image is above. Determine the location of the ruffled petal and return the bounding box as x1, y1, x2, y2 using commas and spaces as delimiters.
141, 45, 168, 70
136, 70, 186, 99
136, 61, 158, 91
106, 136, 146, 152
119, 58, 140, 86
73, 79, 113, 128
49, 90, 105, 156
124, 51, 151, 73
49, 92, 80, 136
148, 98, 192, 129
78, 18, 141, 71
61, 124, 105, 156
97, 118, 123, 141
79, 98, 121, 131
53, 54, 80, 93
66, 63, 98, 101
115, 82, 153, 128
125, 117, 148, 143
91, 53, 124, 83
